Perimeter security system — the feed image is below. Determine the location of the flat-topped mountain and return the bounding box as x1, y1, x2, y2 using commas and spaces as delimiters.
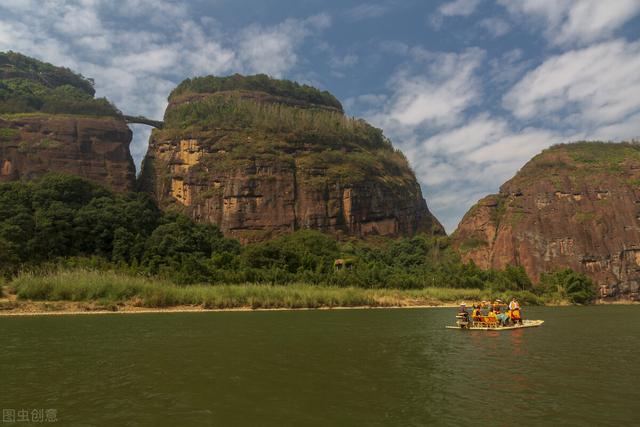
452, 142, 640, 300
0, 52, 135, 191
139, 74, 444, 242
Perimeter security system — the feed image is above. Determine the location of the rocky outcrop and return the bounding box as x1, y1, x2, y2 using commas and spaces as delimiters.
452, 142, 640, 300
0, 115, 135, 191
139, 75, 444, 242
0, 51, 136, 191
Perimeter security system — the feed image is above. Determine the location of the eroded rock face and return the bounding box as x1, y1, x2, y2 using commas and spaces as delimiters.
139, 77, 443, 242
0, 115, 135, 191
452, 142, 640, 300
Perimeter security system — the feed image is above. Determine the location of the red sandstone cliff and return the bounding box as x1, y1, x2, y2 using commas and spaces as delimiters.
0, 115, 135, 192
139, 75, 444, 242
452, 142, 640, 300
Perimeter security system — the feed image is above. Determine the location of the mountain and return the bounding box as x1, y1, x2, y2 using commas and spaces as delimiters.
452, 141, 640, 300
139, 74, 444, 242
0, 52, 135, 191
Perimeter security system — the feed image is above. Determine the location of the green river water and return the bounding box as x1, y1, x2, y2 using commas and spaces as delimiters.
1, 306, 638, 426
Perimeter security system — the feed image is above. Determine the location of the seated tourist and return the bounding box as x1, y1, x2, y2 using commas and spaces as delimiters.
495, 307, 509, 326
487, 308, 497, 323
510, 307, 523, 325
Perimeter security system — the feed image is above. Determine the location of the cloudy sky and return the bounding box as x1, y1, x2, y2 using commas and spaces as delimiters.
1, 0, 639, 232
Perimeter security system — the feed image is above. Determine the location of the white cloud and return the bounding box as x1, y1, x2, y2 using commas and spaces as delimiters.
439, 0, 481, 17
504, 40, 640, 128
117, 48, 180, 73
378, 40, 410, 56
345, 4, 389, 21
420, 114, 507, 157
498, 0, 640, 46
592, 112, 640, 142
117, 0, 188, 21
488, 48, 531, 88
329, 53, 358, 69
366, 48, 484, 131
429, 0, 481, 30
54, 3, 103, 36
237, 14, 330, 77
479, 17, 511, 37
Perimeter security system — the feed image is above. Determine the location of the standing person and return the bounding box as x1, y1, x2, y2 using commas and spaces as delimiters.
458, 303, 470, 320
457, 303, 470, 328
509, 297, 522, 324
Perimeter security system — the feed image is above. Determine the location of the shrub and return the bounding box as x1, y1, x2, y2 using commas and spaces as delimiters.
0, 52, 120, 116
539, 269, 597, 304
168, 74, 342, 111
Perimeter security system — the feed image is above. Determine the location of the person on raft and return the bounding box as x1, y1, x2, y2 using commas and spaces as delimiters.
471, 305, 482, 321
458, 303, 470, 322
509, 298, 523, 324
487, 307, 498, 323
494, 305, 509, 326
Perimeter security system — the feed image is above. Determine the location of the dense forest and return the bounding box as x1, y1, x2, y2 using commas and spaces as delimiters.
0, 174, 597, 304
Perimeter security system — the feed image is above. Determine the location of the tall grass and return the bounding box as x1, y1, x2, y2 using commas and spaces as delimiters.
10, 269, 530, 309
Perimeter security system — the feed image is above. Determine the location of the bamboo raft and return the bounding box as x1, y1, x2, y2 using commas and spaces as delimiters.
446, 319, 544, 330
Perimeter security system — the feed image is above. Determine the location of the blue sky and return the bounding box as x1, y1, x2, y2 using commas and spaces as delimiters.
1, 0, 640, 232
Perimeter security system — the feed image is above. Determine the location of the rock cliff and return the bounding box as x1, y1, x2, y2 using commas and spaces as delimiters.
0, 115, 134, 191
0, 51, 135, 191
452, 142, 640, 300
139, 74, 444, 242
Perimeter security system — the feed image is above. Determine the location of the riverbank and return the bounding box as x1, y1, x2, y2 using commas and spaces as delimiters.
0, 299, 463, 316
0, 287, 466, 317
1, 269, 632, 317
0, 269, 541, 316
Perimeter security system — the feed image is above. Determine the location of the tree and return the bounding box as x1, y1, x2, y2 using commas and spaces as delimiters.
540, 269, 597, 304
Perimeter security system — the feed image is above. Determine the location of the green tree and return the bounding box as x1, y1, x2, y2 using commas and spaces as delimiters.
540, 269, 597, 304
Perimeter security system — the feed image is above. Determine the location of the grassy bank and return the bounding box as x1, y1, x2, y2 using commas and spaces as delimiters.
4, 270, 545, 311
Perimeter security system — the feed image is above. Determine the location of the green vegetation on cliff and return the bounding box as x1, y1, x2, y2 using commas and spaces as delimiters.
0, 51, 120, 117
511, 141, 640, 188
164, 94, 377, 144
169, 73, 342, 111
0, 51, 95, 94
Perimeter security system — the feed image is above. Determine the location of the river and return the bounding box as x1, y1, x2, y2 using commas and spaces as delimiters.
1, 306, 638, 426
